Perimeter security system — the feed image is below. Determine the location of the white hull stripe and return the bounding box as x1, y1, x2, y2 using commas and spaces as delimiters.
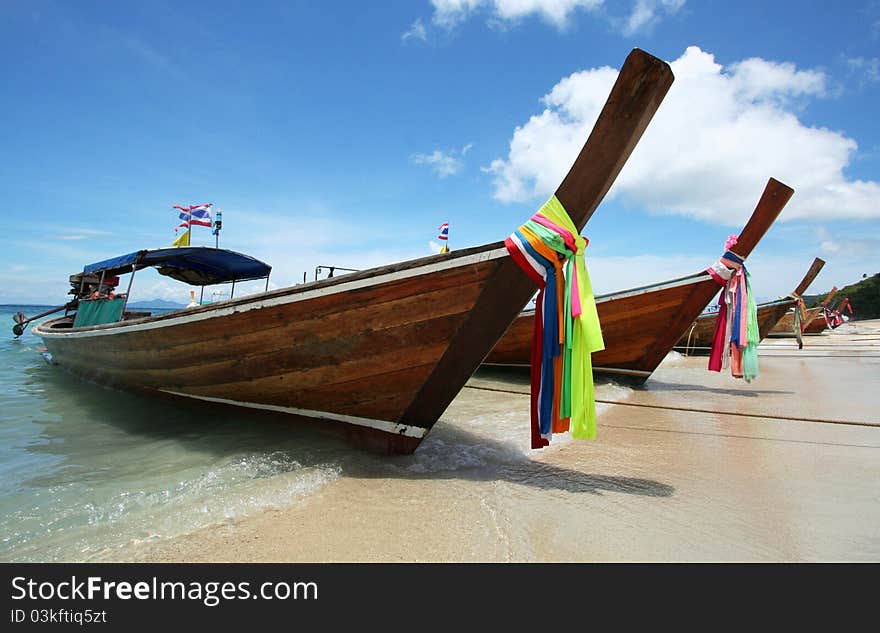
159, 390, 428, 439
37, 247, 509, 339
592, 366, 652, 377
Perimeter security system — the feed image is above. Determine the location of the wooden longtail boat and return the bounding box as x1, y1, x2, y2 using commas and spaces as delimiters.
803, 312, 830, 334
825, 297, 853, 329
29, 49, 674, 454
484, 177, 794, 384
674, 257, 825, 354
769, 286, 838, 337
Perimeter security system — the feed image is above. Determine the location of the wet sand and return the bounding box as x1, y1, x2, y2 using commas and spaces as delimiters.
110, 319, 880, 562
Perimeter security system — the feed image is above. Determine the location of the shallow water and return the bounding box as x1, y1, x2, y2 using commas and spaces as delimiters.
0, 305, 346, 560
11, 302, 875, 562
0, 304, 634, 561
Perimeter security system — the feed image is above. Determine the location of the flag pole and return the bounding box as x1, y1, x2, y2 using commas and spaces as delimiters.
213, 208, 222, 248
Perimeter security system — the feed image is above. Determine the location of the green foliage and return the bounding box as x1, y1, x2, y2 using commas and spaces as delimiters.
805, 272, 880, 320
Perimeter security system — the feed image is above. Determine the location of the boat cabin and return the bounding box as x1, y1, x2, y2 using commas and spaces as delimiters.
55, 246, 272, 330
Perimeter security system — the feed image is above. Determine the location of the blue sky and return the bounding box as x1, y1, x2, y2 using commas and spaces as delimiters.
1, 0, 878, 306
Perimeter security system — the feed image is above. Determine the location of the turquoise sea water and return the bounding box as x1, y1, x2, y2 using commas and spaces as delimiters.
1, 304, 580, 561
0, 304, 354, 561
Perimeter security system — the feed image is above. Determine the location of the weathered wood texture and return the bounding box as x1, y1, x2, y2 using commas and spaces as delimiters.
35, 49, 675, 454
803, 312, 830, 334
486, 178, 794, 382
769, 306, 824, 336
40, 257, 500, 422
793, 257, 826, 296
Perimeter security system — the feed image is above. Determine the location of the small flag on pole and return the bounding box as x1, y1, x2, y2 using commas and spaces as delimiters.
438, 223, 450, 253
172, 203, 212, 246
172, 229, 191, 247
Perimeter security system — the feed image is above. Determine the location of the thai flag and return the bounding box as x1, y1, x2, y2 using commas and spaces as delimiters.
188, 204, 213, 227
174, 203, 212, 229
173, 205, 190, 232
438, 223, 449, 240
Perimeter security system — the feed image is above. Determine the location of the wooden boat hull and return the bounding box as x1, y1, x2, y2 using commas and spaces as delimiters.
485, 178, 794, 383
36, 246, 513, 453
803, 312, 829, 334
487, 273, 720, 380
486, 276, 791, 380
34, 49, 676, 453
768, 306, 824, 337
674, 299, 795, 354
769, 283, 837, 337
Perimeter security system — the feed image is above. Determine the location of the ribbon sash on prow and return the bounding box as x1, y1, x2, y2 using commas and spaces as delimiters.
504, 196, 604, 449
707, 235, 760, 382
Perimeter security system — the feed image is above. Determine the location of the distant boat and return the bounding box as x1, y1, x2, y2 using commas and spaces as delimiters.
27, 48, 675, 454
769, 286, 838, 337
825, 297, 853, 329
675, 257, 826, 354
484, 177, 793, 383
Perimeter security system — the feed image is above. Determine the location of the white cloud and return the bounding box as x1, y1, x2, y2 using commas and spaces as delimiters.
846, 56, 880, 86
815, 226, 841, 255
728, 56, 826, 103
411, 150, 462, 177
411, 142, 474, 178
486, 46, 880, 223
426, 0, 683, 33
431, 0, 603, 29
814, 226, 880, 259
622, 0, 684, 35
401, 18, 427, 42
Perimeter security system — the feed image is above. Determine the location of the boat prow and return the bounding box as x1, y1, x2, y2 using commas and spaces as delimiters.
769, 285, 838, 337
486, 177, 794, 384
33, 48, 675, 454
676, 256, 826, 354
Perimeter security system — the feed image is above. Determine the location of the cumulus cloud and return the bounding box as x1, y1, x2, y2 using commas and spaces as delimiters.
401, 18, 427, 42
485, 46, 880, 223
411, 143, 474, 178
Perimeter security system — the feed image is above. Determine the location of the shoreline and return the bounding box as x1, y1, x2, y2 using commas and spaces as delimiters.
100, 320, 879, 562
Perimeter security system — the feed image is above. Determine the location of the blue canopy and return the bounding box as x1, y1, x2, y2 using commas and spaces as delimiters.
83, 247, 272, 286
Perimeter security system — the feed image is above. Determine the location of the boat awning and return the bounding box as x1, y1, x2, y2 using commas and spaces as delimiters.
83, 247, 272, 286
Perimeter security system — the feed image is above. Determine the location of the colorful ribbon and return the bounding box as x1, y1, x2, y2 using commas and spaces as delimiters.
789, 292, 806, 349
707, 236, 760, 382
504, 196, 604, 449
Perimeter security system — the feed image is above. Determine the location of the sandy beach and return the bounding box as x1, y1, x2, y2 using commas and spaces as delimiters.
106, 319, 880, 562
